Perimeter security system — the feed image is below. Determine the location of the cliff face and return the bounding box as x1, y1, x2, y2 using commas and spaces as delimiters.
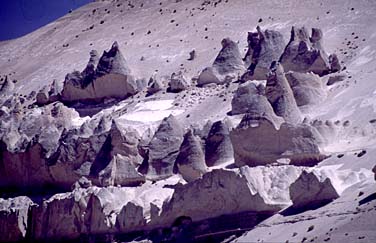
1, 0, 376, 242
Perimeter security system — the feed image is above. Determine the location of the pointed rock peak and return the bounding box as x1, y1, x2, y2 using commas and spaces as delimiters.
109, 120, 122, 135
106, 41, 120, 56
266, 62, 302, 124
111, 41, 119, 49
96, 41, 131, 77
290, 171, 339, 209
213, 37, 244, 74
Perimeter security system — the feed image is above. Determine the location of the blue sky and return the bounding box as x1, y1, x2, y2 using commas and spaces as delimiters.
0, 0, 91, 41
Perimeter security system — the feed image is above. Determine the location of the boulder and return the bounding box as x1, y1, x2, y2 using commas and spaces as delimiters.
0, 196, 34, 242
153, 169, 280, 226
279, 27, 331, 76
61, 42, 139, 104
147, 75, 163, 96
116, 202, 146, 232
197, 38, 245, 86
145, 115, 184, 180
242, 26, 285, 81
230, 114, 325, 167
372, 165, 376, 181
289, 171, 339, 209
285, 71, 327, 106
205, 120, 233, 167
329, 53, 341, 73
266, 62, 301, 124
167, 71, 189, 93
175, 129, 207, 182
197, 67, 221, 86
230, 81, 284, 126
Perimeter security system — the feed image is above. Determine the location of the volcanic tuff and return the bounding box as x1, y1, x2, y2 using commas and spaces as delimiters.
0, 0, 376, 242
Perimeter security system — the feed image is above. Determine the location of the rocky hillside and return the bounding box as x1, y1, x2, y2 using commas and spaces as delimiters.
0, 0, 376, 242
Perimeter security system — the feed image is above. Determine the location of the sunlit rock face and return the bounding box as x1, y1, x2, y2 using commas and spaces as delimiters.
230, 114, 325, 167
61, 42, 139, 104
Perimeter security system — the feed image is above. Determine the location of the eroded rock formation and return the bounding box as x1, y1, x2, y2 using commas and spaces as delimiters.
289, 171, 339, 209
197, 38, 245, 86
145, 115, 184, 180
61, 42, 139, 104
230, 114, 325, 167
242, 26, 285, 81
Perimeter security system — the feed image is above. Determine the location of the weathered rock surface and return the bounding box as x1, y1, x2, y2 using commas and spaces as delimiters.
28, 181, 176, 242
0, 105, 144, 190
147, 75, 163, 96
175, 129, 207, 182
285, 71, 327, 106
145, 115, 184, 180
167, 71, 189, 93
153, 169, 280, 226
0, 196, 34, 242
205, 120, 234, 167
373, 165, 376, 181
279, 27, 331, 76
266, 62, 302, 124
230, 114, 325, 167
230, 81, 284, 126
242, 26, 285, 81
289, 171, 339, 209
197, 38, 245, 86
61, 42, 139, 104
0, 102, 82, 189
91, 121, 145, 187
0, 76, 14, 97
36, 80, 61, 106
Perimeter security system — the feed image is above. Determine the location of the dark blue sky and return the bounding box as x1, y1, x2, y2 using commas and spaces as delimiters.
0, 0, 91, 41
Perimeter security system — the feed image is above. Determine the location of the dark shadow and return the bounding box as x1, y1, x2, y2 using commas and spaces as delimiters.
280, 199, 334, 216
359, 192, 376, 206
89, 135, 113, 176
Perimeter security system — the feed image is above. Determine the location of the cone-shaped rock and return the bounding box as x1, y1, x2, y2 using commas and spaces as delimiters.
231, 81, 284, 127
175, 129, 207, 182
205, 120, 233, 167
147, 75, 163, 96
61, 42, 138, 104
266, 62, 301, 124
168, 71, 189, 93
279, 26, 331, 76
146, 115, 184, 180
197, 38, 245, 86
243, 26, 285, 81
95, 41, 131, 77
289, 171, 339, 209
